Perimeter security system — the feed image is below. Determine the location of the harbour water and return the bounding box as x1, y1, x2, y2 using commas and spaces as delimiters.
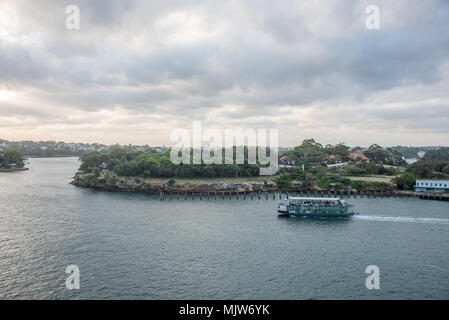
0, 158, 448, 299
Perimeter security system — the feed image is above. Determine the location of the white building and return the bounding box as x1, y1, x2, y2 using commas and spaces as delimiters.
405, 158, 418, 165
415, 180, 449, 193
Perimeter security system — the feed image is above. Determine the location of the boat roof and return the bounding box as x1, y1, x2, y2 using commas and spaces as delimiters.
288, 197, 341, 202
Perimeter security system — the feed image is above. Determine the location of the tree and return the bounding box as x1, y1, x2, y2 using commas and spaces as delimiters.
274, 174, 292, 187
79, 152, 105, 172
288, 139, 325, 168
364, 144, 388, 163
423, 147, 449, 163
442, 164, 449, 175
393, 173, 416, 190
78, 147, 264, 179
407, 160, 434, 178
325, 142, 350, 159
364, 144, 405, 165
0, 149, 24, 168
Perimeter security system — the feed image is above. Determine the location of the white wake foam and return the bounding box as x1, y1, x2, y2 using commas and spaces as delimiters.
354, 215, 449, 224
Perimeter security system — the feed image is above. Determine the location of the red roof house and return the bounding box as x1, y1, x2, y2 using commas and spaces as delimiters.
348, 151, 369, 161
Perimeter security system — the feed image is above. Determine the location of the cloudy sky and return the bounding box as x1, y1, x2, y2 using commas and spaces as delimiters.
0, 0, 448, 146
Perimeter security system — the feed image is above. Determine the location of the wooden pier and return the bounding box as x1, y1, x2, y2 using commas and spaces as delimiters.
154, 189, 449, 201
417, 193, 449, 201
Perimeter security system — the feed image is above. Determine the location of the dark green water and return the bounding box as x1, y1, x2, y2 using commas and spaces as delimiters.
0, 158, 448, 299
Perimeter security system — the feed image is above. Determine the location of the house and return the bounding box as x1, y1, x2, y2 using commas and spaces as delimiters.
415, 180, 449, 193
279, 155, 295, 165
405, 158, 418, 164
348, 151, 369, 161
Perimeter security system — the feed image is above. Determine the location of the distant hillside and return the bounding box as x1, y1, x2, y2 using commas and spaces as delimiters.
0, 139, 166, 158
391, 146, 442, 159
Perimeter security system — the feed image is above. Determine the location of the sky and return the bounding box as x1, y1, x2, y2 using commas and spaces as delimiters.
0, 0, 448, 147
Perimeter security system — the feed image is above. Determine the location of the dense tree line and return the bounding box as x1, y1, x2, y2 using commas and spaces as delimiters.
423, 147, 449, 163
391, 146, 435, 159
286, 139, 405, 167
274, 166, 391, 190
328, 161, 399, 176
0, 150, 25, 169
393, 149, 449, 190
78, 147, 261, 178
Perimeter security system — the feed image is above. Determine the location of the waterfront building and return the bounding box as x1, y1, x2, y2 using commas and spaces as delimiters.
415, 180, 449, 193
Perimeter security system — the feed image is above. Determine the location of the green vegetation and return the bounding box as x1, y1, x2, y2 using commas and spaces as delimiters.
0, 149, 25, 169
75, 138, 449, 192
391, 146, 433, 159
423, 147, 449, 163
287, 139, 326, 169
406, 159, 449, 180
276, 139, 403, 190
274, 174, 292, 187
286, 139, 405, 167
390, 148, 449, 190
78, 146, 261, 178
393, 173, 417, 190
328, 161, 399, 176
363, 144, 405, 165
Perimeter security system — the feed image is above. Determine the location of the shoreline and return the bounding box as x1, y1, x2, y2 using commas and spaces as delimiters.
71, 173, 419, 197
71, 179, 449, 201
0, 167, 29, 172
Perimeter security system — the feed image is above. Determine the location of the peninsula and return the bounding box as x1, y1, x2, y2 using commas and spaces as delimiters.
0, 150, 28, 172
71, 140, 449, 195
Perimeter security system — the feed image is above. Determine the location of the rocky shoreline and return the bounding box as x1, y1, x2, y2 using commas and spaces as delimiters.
71, 173, 411, 197
72, 173, 277, 193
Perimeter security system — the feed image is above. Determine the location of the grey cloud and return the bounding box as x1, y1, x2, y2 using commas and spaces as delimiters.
1, 0, 449, 145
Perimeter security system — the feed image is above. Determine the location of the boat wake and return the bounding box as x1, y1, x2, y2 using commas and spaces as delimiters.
354, 215, 449, 225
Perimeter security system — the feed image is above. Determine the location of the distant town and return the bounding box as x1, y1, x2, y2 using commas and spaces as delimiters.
0, 138, 441, 161
0, 139, 169, 157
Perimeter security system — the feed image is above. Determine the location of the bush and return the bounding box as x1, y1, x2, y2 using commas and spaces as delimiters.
350, 180, 370, 190
168, 178, 176, 186
301, 180, 313, 189
317, 174, 352, 189
443, 164, 449, 175
274, 174, 292, 187
393, 173, 416, 190
85, 174, 98, 187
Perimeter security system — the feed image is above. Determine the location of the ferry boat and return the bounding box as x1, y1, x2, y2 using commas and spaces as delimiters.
277, 197, 357, 218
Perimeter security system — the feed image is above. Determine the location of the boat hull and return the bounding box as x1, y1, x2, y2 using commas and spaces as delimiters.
277, 196, 357, 219
277, 210, 356, 219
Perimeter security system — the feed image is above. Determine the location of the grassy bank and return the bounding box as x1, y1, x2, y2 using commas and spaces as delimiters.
343, 175, 397, 184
